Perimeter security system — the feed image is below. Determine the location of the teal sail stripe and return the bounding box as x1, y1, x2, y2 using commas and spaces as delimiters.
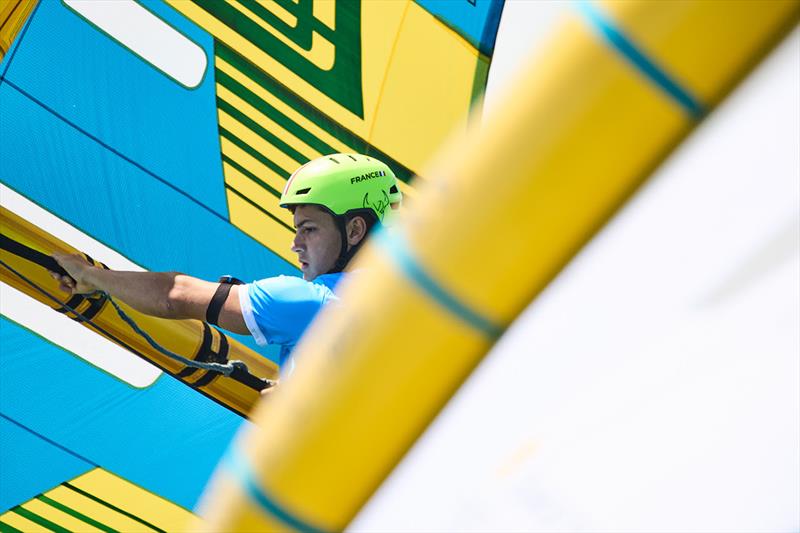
376, 230, 504, 339
224, 449, 328, 533
577, 0, 704, 118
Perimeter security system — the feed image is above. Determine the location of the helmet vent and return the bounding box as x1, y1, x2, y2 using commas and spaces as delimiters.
389, 185, 398, 194
347, 154, 357, 161
328, 157, 340, 164
295, 187, 311, 195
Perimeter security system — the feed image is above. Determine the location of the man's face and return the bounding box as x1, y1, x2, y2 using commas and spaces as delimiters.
292, 205, 342, 281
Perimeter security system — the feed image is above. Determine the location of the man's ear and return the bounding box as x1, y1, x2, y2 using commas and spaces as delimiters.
345, 216, 368, 246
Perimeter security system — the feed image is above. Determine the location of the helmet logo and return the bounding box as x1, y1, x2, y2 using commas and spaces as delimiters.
350, 170, 386, 184
363, 190, 390, 218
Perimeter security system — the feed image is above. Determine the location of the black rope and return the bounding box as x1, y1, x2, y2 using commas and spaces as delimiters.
102, 294, 247, 376
0, 236, 274, 392
0, 233, 65, 274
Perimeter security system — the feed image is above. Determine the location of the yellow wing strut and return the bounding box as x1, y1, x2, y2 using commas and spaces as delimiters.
196, 1, 799, 531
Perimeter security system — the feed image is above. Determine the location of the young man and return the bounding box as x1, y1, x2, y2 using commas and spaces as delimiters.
52, 153, 401, 376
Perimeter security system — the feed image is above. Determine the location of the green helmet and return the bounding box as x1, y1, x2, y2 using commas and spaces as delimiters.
280, 153, 401, 223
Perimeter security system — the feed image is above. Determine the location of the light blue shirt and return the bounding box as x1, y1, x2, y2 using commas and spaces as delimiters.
238, 273, 345, 373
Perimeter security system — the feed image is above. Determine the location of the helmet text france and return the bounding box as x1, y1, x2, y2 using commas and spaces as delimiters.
350, 170, 386, 184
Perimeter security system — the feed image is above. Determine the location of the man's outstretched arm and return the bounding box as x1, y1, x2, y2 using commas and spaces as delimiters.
51, 253, 249, 335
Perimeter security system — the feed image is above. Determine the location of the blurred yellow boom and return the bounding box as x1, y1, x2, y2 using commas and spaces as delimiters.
196, 1, 800, 531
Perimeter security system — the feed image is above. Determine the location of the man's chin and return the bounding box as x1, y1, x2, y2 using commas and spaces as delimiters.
302, 264, 330, 281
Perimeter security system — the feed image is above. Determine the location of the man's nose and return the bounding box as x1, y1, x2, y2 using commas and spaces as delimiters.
292, 233, 304, 253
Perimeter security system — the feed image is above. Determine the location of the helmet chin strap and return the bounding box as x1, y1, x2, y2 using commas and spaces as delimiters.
327, 215, 352, 274
327, 215, 377, 274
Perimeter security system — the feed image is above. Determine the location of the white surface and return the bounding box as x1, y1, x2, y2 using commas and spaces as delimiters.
350, 4, 800, 532
0, 184, 161, 388
484, 0, 568, 118
63, 0, 207, 88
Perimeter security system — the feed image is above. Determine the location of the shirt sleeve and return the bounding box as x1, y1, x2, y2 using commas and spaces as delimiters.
238, 276, 329, 347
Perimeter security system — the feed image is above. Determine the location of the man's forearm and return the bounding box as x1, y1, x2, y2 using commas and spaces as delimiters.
52, 253, 234, 325
83, 269, 188, 318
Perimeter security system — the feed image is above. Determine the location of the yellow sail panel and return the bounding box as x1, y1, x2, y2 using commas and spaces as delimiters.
0, 512, 51, 533
167, 0, 485, 175
0, 0, 37, 59
10, 469, 195, 532
46, 486, 160, 532
216, 55, 354, 155
0, 467, 199, 533
257, 0, 298, 29
166, 0, 404, 140
226, 189, 298, 266
69, 468, 197, 533
219, 137, 288, 193
218, 109, 304, 175
217, 84, 324, 163
19, 499, 105, 533
367, 1, 485, 172
223, 161, 295, 227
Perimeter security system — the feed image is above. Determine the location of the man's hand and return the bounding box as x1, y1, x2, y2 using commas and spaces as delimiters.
50, 253, 99, 295
261, 381, 279, 397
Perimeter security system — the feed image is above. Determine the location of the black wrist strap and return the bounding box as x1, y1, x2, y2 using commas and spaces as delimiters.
206, 275, 244, 326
